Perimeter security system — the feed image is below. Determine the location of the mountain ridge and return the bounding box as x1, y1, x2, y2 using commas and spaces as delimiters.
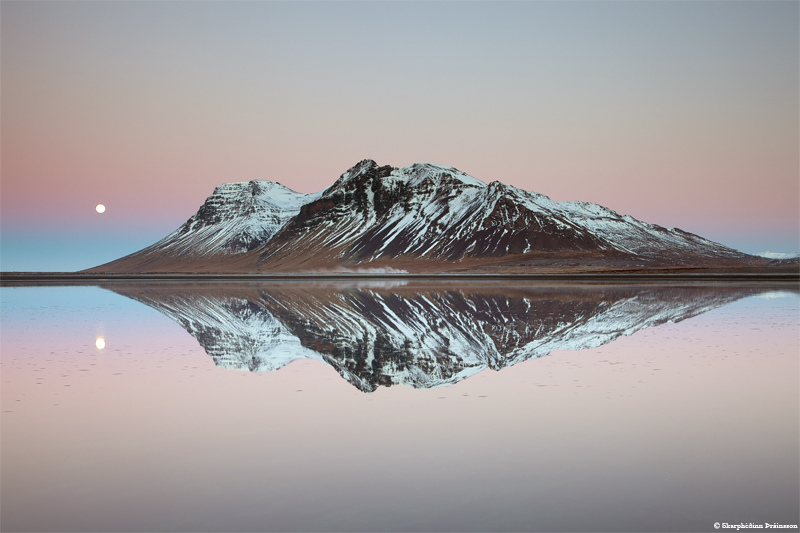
87, 159, 766, 273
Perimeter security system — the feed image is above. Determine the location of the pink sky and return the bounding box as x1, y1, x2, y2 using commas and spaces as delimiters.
1, 1, 797, 270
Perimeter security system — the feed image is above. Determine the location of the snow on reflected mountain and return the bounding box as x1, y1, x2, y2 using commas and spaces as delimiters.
108, 281, 774, 392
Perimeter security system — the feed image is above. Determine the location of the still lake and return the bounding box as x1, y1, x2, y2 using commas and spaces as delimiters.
1, 280, 798, 532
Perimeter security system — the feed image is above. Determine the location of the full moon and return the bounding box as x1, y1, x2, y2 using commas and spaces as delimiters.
95, 337, 106, 350
95, 204, 106, 214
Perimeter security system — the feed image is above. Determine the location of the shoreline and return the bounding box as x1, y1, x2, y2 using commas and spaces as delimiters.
2, 271, 799, 284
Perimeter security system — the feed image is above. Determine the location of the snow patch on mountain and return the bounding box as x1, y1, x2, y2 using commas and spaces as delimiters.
756, 251, 800, 260
393, 162, 486, 188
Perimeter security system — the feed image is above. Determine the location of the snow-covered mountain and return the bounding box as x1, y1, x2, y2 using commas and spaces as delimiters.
110, 282, 769, 391
98, 180, 320, 271
89, 159, 761, 273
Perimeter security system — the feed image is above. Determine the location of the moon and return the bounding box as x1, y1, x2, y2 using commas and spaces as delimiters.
95, 337, 106, 350
95, 204, 106, 214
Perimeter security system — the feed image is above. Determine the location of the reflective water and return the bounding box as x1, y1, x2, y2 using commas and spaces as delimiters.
1, 281, 798, 532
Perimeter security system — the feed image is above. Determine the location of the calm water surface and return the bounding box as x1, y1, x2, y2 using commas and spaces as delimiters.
1, 281, 798, 532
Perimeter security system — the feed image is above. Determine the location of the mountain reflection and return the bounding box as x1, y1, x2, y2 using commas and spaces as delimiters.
108, 280, 776, 392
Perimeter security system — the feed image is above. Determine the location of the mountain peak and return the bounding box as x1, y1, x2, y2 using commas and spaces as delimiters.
344, 158, 380, 177
326, 159, 392, 193
329, 160, 486, 194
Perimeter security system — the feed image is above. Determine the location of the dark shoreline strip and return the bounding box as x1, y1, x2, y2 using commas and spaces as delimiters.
2, 271, 799, 285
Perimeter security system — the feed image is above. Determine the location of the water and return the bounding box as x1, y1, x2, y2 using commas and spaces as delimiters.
1, 280, 798, 532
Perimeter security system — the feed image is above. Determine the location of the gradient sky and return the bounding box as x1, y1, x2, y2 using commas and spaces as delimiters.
2, 1, 798, 271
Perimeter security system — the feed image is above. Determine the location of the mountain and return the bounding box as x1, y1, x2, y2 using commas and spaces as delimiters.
88, 159, 763, 273
108, 281, 773, 391
92, 180, 321, 272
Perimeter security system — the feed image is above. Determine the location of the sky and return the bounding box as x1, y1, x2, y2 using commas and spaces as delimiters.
1, 0, 798, 271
